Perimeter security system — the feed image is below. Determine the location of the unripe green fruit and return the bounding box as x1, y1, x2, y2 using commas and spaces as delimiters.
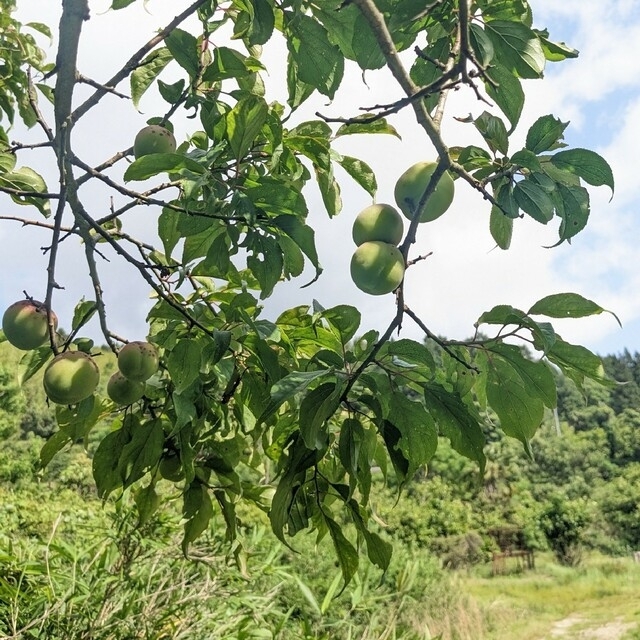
159, 454, 184, 482
2, 300, 57, 350
352, 203, 404, 246
133, 125, 176, 159
394, 161, 455, 222
350, 241, 405, 296
107, 371, 145, 406
43, 351, 100, 405
118, 341, 159, 382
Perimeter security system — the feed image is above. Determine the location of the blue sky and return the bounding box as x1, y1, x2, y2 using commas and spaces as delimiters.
2, 0, 639, 358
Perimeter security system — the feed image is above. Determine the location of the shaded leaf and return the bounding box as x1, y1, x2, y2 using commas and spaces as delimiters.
424, 383, 486, 473
165, 28, 200, 78
485, 20, 545, 79
258, 369, 332, 423
526, 114, 568, 154
227, 96, 269, 160
551, 148, 614, 194
486, 357, 543, 455
387, 392, 437, 479
485, 62, 524, 131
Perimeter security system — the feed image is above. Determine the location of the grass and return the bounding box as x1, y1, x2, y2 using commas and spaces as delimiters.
460, 553, 640, 639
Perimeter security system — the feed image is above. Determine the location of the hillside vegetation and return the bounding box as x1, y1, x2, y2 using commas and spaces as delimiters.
2, 343, 640, 638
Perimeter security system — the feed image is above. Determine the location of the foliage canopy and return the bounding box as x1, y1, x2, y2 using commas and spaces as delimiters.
0, 0, 616, 583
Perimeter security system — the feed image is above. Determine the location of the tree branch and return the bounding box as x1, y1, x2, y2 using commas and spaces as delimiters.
71, 0, 210, 124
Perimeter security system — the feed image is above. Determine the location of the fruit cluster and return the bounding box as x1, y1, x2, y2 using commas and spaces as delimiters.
349, 161, 455, 295
2, 299, 159, 407
0, 126, 174, 406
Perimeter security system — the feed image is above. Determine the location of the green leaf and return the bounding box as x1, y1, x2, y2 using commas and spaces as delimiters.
553, 183, 590, 245
40, 430, 72, 469
130, 48, 173, 109
0, 167, 51, 217
452, 145, 492, 171
475, 304, 557, 353
0, 152, 17, 173
18, 345, 52, 386
336, 156, 377, 197
386, 392, 437, 479
246, 0, 276, 45
485, 20, 545, 79
278, 235, 305, 278
424, 383, 486, 472
494, 179, 520, 218
490, 205, 513, 249
469, 23, 495, 66
338, 418, 365, 492
269, 435, 319, 543
93, 418, 134, 499
124, 153, 205, 181
322, 305, 361, 344
135, 483, 161, 526
525, 114, 568, 154
486, 357, 543, 455
157, 78, 185, 104
485, 62, 524, 131
545, 338, 610, 389
316, 165, 342, 217
313, 4, 385, 70
474, 111, 509, 155
335, 118, 401, 139
299, 382, 341, 449
383, 338, 435, 372
111, 0, 136, 7
272, 215, 321, 280
226, 95, 269, 160
529, 292, 621, 327
346, 499, 392, 571
514, 179, 555, 223
165, 28, 200, 78
323, 512, 359, 588
71, 299, 97, 331
410, 38, 450, 112
539, 156, 580, 187
489, 343, 557, 408
158, 207, 181, 259
166, 339, 202, 393
258, 369, 332, 423
119, 418, 165, 489
551, 148, 615, 194
286, 52, 315, 109
203, 47, 262, 82
182, 482, 214, 554
287, 14, 344, 99
510, 149, 541, 172
535, 29, 579, 61
202, 331, 232, 368
247, 234, 284, 298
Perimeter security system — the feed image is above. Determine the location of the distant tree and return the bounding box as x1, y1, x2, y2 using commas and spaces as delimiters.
603, 351, 640, 414
539, 494, 588, 566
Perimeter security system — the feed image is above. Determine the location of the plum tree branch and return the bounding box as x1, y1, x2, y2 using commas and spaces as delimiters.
71, 0, 210, 125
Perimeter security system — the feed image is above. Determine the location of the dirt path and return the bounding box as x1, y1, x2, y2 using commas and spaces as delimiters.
549, 615, 636, 639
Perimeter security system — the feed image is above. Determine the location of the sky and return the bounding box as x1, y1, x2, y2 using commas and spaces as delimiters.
2, 0, 640, 357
